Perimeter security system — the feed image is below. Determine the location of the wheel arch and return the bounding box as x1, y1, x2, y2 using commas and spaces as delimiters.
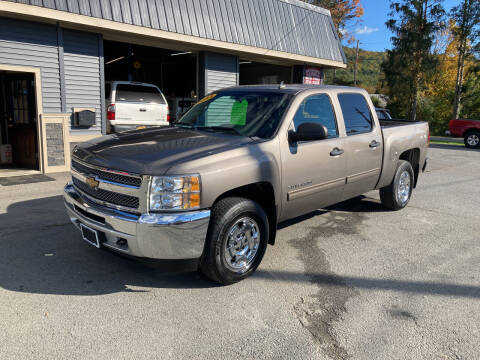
213, 182, 278, 245
399, 148, 420, 188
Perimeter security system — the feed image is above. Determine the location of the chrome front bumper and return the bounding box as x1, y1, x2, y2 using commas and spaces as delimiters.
63, 184, 211, 260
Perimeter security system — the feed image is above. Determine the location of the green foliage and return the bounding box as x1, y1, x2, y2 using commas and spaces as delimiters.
382, 0, 446, 121
370, 95, 381, 107
324, 47, 387, 93
450, 0, 480, 118
461, 64, 480, 119
450, 0, 480, 56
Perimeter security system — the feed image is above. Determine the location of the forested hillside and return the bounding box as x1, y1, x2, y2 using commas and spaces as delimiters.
324, 47, 386, 94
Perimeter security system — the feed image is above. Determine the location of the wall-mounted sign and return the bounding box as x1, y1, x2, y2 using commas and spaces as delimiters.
303, 66, 323, 85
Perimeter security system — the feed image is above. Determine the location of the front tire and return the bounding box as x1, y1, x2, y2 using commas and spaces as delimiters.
200, 197, 269, 285
464, 131, 480, 149
380, 160, 414, 211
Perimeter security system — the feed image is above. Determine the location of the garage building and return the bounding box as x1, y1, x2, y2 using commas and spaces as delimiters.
0, 0, 346, 174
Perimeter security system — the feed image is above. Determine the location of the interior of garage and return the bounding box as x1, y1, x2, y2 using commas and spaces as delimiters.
103, 40, 200, 125
239, 61, 293, 85
0, 71, 39, 172
103, 41, 296, 115
104, 41, 197, 103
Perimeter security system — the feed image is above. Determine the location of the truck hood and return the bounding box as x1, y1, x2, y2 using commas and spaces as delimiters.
72, 127, 253, 175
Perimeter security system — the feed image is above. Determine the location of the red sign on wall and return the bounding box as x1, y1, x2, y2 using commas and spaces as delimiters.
303, 66, 323, 85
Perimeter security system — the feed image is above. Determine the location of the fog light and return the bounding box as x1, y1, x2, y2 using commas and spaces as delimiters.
116, 238, 128, 247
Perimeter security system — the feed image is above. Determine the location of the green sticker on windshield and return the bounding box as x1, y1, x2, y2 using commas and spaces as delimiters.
230, 99, 248, 126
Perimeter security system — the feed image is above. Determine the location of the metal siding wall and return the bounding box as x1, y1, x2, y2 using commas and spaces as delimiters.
3, 0, 345, 63
63, 29, 102, 133
0, 17, 61, 113
205, 52, 238, 94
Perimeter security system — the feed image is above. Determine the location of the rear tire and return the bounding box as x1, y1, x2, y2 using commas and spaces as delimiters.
380, 160, 414, 211
200, 197, 269, 285
464, 131, 480, 149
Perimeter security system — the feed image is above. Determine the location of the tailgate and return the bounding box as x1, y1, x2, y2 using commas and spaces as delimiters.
115, 102, 168, 124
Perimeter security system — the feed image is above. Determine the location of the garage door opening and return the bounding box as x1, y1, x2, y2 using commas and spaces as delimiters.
0, 71, 39, 173
239, 61, 292, 85
104, 41, 198, 128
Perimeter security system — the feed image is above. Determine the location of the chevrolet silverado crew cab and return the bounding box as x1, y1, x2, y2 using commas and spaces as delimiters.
106, 81, 169, 133
64, 85, 429, 285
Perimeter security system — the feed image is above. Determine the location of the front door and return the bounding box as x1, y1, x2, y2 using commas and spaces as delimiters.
281, 93, 347, 220
0, 72, 38, 169
337, 93, 383, 199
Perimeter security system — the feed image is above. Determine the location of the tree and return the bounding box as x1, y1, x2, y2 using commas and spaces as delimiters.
459, 63, 480, 119
450, 0, 480, 119
382, 0, 445, 121
422, 21, 460, 133
301, 0, 364, 43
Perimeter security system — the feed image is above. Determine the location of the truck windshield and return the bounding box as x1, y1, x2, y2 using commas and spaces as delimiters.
175, 91, 293, 139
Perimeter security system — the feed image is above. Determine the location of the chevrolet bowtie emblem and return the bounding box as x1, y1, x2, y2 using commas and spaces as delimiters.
86, 176, 100, 190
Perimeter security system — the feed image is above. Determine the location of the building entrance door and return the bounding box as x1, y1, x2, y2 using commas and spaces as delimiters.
0, 71, 38, 170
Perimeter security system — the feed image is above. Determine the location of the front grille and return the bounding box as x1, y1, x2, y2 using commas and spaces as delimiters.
72, 159, 141, 188
73, 177, 140, 209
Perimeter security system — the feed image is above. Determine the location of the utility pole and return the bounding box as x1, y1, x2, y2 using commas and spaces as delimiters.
354, 40, 360, 86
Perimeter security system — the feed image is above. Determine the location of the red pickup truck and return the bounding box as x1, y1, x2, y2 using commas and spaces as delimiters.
449, 119, 480, 149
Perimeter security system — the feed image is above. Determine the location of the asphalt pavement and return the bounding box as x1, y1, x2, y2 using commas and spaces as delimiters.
0, 144, 479, 360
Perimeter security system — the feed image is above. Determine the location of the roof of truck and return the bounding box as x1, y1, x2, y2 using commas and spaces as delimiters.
218, 84, 366, 95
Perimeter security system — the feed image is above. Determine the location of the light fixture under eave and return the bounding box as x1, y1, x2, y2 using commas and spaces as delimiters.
170, 51, 193, 57
105, 56, 125, 65
239, 61, 252, 65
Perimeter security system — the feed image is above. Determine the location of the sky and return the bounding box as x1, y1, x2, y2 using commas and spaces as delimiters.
347, 0, 460, 52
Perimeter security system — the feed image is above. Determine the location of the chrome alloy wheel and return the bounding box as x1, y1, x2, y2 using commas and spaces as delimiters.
397, 170, 411, 205
467, 133, 480, 147
224, 217, 260, 273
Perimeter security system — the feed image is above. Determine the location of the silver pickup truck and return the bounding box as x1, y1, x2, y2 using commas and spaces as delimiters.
64, 85, 429, 284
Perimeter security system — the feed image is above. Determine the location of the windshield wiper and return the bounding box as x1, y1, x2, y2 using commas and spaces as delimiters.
175, 123, 195, 129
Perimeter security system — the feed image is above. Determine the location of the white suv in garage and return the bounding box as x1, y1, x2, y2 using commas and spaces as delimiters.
106, 81, 169, 133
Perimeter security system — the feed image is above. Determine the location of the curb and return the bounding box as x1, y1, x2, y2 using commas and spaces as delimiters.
431, 136, 463, 144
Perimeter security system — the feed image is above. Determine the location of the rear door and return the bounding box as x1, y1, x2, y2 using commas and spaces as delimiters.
337, 93, 383, 199
281, 92, 347, 220
113, 83, 168, 125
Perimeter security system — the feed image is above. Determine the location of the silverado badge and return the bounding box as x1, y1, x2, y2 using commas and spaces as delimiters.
86, 176, 99, 190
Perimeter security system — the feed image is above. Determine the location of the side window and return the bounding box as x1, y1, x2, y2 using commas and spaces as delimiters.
338, 93, 373, 135
293, 94, 338, 138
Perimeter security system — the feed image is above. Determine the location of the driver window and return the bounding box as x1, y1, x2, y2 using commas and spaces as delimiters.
293, 94, 338, 138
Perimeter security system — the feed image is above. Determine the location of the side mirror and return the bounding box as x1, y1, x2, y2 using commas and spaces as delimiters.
288, 122, 328, 143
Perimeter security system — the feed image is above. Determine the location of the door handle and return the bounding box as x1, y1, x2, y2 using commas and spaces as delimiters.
139, 108, 147, 112
369, 140, 380, 148
330, 148, 344, 156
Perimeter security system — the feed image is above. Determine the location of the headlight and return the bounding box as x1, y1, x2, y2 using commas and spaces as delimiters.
149, 175, 201, 211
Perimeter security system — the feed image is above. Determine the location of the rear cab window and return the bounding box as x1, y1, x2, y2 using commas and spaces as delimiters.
114, 84, 166, 104
293, 94, 338, 138
376, 110, 392, 120
338, 93, 373, 135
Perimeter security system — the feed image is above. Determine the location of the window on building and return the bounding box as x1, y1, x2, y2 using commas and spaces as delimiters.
293, 94, 338, 138
338, 93, 373, 135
